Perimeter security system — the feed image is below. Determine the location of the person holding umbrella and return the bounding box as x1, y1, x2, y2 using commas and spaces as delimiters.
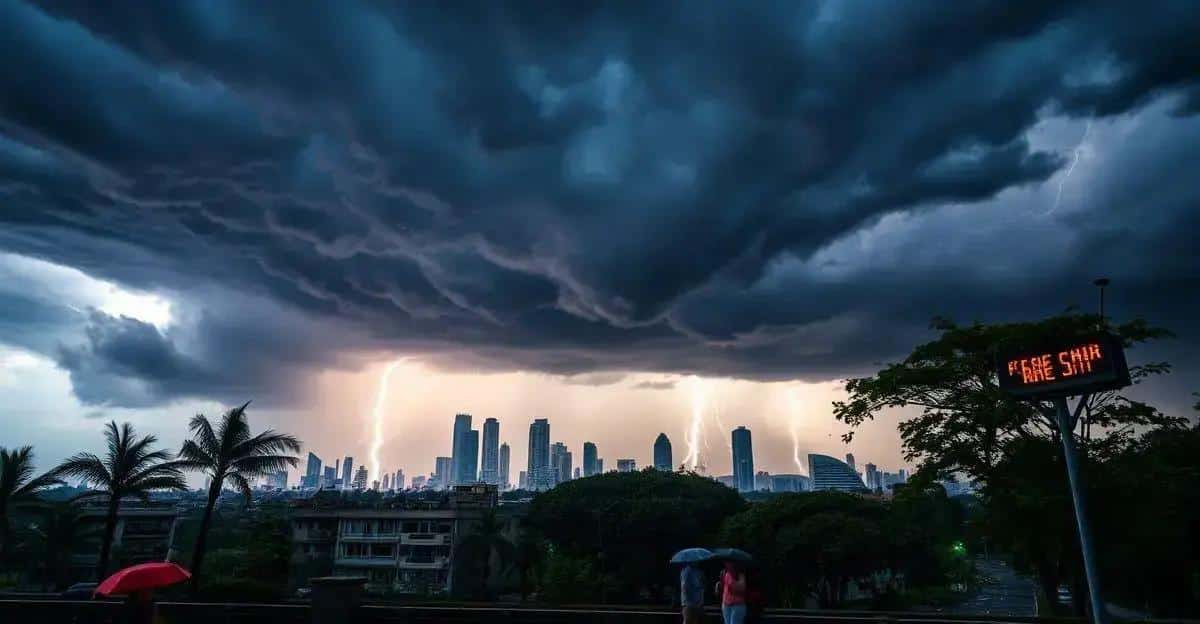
670, 548, 711, 624
712, 549, 751, 624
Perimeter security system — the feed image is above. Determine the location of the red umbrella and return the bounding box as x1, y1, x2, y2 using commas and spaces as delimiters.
95, 562, 191, 597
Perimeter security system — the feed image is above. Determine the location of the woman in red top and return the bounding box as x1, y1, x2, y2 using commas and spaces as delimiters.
715, 561, 747, 624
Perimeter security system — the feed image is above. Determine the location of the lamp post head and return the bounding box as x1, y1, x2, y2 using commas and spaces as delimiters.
1093, 278, 1110, 287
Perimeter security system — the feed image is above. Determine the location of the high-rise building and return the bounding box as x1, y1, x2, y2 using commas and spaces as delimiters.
353, 465, 368, 490
898, 469, 908, 483
617, 459, 636, 472
769, 474, 811, 492
372, 480, 380, 491
271, 470, 288, 490
461, 429, 479, 484
382, 473, 391, 490
518, 470, 528, 490
731, 427, 754, 492
451, 414, 472, 485
342, 457, 354, 490
597, 458, 604, 474
864, 463, 880, 490
573, 467, 580, 479
303, 452, 322, 489
498, 443, 511, 490
527, 419, 551, 491
550, 442, 566, 486
434, 456, 452, 489
583, 442, 599, 477
845, 453, 856, 472
653, 433, 673, 471
755, 470, 771, 491
322, 466, 337, 489
411, 475, 426, 489
717, 474, 737, 489
480, 418, 500, 485
809, 454, 867, 492
394, 469, 405, 491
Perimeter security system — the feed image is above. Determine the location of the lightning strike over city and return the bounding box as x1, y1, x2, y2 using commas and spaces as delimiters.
368, 359, 403, 482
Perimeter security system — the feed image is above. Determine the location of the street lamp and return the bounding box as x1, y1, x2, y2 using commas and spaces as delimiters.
1093, 278, 1110, 325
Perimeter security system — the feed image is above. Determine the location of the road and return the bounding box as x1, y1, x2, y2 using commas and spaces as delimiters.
944, 558, 1038, 617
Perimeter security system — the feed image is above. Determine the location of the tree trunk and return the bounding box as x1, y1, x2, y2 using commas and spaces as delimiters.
0, 509, 10, 564
189, 481, 221, 594
97, 495, 120, 580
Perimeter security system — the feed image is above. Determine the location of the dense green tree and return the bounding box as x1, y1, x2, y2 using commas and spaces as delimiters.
175, 402, 299, 592
454, 510, 515, 599
0, 446, 61, 563
29, 502, 99, 590
528, 470, 744, 603
54, 422, 186, 577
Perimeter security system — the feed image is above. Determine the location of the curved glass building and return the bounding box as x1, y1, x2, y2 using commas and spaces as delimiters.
808, 454, 867, 492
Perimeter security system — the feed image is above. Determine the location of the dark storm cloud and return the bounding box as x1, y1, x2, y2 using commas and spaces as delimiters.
0, 0, 1198, 407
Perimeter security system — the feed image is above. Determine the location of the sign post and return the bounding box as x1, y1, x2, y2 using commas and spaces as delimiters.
996, 332, 1129, 624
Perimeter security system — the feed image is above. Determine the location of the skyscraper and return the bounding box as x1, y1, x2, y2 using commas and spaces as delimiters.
498, 443, 511, 490
451, 413, 472, 485
845, 453, 856, 472
481, 418, 500, 485
462, 429, 479, 483
342, 456, 353, 490
382, 473, 391, 490
518, 470, 527, 490
434, 456, 452, 489
597, 458, 604, 474
304, 452, 322, 489
809, 454, 867, 492
653, 433, 673, 471
573, 467, 580, 479
617, 459, 636, 472
322, 465, 336, 489
731, 427, 754, 492
353, 465, 368, 490
411, 475, 425, 489
550, 442, 572, 485
394, 469, 404, 490
864, 463, 880, 490
583, 442, 598, 477
527, 418, 550, 491
271, 470, 287, 490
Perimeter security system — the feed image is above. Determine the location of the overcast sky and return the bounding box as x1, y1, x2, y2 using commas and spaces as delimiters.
1, 1, 1197, 483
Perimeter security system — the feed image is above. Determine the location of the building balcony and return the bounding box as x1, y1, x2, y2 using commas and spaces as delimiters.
339, 532, 399, 542
397, 556, 449, 569
333, 556, 397, 568
399, 533, 450, 545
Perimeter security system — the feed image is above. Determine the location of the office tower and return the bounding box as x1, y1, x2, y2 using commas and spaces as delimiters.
809, 454, 868, 492
550, 442, 567, 486
480, 418, 500, 485
371, 480, 379, 491
518, 470, 528, 490
434, 456, 452, 489
461, 429, 479, 483
845, 453, 856, 472
573, 467, 580, 479
272, 470, 288, 490
411, 475, 425, 489
769, 474, 811, 492
322, 465, 336, 489
451, 413, 472, 485
499, 443, 511, 491
303, 452, 322, 489
755, 470, 771, 491
617, 459, 636, 472
731, 427, 754, 492
382, 473, 391, 490
527, 419, 550, 491
653, 433, 673, 471
342, 457, 353, 490
395, 469, 405, 491
898, 469, 908, 483
864, 463, 880, 490
353, 465, 368, 490
597, 458, 603, 474
583, 442, 598, 477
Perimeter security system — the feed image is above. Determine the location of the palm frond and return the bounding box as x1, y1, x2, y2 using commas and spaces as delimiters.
231, 454, 298, 479
228, 473, 253, 503
52, 453, 112, 489
188, 414, 221, 458
232, 430, 302, 461
176, 440, 216, 473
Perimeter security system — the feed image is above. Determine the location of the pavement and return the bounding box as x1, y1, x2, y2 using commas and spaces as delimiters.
943, 558, 1038, 617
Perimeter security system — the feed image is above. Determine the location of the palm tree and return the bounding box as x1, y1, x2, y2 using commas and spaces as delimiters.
456, 510, 515, 598
174, 402, 300, 591
0, 446, 62, 562
53, 422, 187, 578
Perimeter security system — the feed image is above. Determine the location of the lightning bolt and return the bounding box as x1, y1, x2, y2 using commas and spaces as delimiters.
684, 376, 710, 469
1048, 118, 1092, 215
369, 359, 403, 482
788, 387, 806, 474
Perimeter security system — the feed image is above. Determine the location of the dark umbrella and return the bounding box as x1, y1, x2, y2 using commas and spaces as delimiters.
95, 562, 191, 597
670, 547, 714, 564
710, 548, 753, 562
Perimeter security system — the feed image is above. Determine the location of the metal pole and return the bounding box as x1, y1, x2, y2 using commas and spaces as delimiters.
1054, 397, 1109, 624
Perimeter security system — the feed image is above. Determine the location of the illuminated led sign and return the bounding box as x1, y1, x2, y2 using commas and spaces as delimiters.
996, 332, 1130, 398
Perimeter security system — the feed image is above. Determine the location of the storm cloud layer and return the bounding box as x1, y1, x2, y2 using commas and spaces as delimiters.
1, 0, 1198, 408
